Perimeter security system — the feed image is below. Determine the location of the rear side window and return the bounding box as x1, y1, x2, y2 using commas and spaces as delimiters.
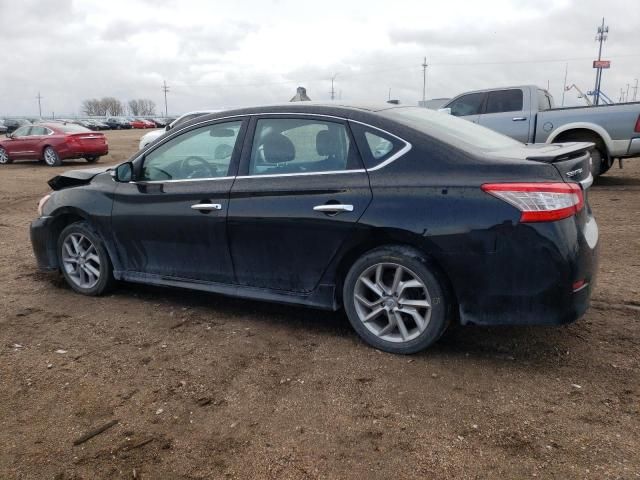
537, 90, 552, 111
447, 92, 485, 116
30, 126, 47, 135
350, 122, 405, 169
485, 89, 523, 114
248, 118, 360, 175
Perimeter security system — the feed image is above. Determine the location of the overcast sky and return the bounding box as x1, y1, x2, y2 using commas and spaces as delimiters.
1, 0, 638, 116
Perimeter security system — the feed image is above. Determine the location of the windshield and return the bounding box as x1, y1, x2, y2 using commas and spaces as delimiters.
380, 107, 523, 152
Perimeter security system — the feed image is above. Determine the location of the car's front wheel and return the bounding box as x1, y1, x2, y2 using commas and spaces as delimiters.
43, 146, 61, 166
343, 245, 450, 354
0, 147, 12, 164
57, 222, 114, 295
85, 156, 99, 163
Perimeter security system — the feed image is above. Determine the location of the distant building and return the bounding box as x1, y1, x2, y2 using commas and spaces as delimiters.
290, 87, 311, 102
418, 98, 451, 109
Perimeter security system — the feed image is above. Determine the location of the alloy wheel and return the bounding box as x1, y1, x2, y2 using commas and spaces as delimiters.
61, 233, 101, 289
0, 148, 8, 164
353, 262, 432, 343
44, 148, 58, 166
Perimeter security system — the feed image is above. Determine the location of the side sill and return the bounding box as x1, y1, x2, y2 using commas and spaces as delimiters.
115, 270, 338, 310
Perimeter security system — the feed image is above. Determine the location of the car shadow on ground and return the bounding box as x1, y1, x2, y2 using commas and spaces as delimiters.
87, 280, 581, 367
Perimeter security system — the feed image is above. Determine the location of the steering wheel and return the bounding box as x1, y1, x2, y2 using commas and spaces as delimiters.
180, 156, 217, 179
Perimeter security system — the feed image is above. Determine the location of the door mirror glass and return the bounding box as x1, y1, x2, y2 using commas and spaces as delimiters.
437, 107, 452, 115
165, 124, 171, 131
113, 162, 133, 182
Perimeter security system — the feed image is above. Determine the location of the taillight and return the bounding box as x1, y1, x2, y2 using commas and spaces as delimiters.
481, 182, 584, 222
635, 114, 640, 133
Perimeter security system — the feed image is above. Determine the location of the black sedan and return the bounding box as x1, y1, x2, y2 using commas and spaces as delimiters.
29, 104, 598, 354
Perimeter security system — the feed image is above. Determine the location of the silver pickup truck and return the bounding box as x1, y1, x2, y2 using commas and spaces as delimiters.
441, 85, 640, 176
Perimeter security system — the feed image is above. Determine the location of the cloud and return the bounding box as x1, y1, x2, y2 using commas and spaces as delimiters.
0, 0, 638, 116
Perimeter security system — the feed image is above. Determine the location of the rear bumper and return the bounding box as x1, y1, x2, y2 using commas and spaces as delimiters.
626, 137, 640, 157
440, 210, 599, 326
59, 146, 108, 160
30, 216, 58, 271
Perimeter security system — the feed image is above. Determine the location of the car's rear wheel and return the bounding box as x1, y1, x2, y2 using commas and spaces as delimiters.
0, 147, 12, 164
43, 146, 61, 166
343, 246, 450, 354
57, 222, 114, 296
85, 156, 99, 163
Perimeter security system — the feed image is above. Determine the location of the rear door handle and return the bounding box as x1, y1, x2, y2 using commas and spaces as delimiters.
512, 117, 527, 121
313, 204, 354, 213
191, 203, 222, 211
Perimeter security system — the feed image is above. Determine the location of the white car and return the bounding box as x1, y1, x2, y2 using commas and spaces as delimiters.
138, 110, 220, 150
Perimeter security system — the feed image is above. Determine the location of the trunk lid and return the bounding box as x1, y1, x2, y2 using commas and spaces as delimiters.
69, 132, 106, 148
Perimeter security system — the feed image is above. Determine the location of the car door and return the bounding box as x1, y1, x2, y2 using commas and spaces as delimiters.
27, 126, 51, 156
445, 92, 485, 124
477, 88, 531, 143
4, 126, 34, 158
227, 115, 372, 293
111, 118, 247, 283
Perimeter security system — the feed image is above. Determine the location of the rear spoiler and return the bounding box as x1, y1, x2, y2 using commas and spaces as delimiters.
525, 142, 594, 163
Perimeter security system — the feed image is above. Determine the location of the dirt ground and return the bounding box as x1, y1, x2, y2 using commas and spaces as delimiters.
1, 129, 639, 479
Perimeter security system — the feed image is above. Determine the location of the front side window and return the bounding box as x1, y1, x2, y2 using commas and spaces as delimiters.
485, 89, 524, 114
447, 92, 485, 116
249, 118, 358, 175
13, 126, 30, 137
141, 121, 242, 181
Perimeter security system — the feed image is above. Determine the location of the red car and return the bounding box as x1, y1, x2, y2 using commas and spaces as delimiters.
128, 118, 147, 129
0, 122, 108, 167
139, 119, 156, 128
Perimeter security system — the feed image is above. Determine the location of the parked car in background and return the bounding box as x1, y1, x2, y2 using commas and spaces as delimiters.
85, 119, 110, 131
127, 118, 147, 129
105, 117, 132, 130
0, 122, 108, 166
31, 103, 597, 354
441, 85, 640, 176
138, 118, 156, 128
0, 120, 8, 135
138, 110, 219, 150
151, 118, 170, 127
1, 118, 32, 133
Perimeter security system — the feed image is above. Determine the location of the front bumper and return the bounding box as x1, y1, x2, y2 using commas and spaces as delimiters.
30, 216, 58, 271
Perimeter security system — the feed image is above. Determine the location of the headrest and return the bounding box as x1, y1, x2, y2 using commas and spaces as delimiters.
262, 132, 295, 163
316, 129, 340, 157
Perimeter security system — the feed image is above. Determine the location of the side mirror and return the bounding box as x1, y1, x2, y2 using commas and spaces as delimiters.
112, 162, 133, 182
437, 108, 452, 115
165, 124, 171, 131
6, 132, 13, 139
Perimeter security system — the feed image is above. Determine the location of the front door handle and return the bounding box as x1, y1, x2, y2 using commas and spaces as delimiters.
313, 204, 354, 213
191, 203, 222, 211
512, 117, 527, 121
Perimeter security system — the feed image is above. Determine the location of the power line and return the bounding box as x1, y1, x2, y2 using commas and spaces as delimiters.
161, 80, 170, 116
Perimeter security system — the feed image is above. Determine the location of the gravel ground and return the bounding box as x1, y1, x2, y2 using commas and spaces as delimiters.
1, 129, 639, 479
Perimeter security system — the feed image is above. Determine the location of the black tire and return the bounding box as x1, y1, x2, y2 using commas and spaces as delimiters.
57, 221, 114, 296
555, 132, 607, 178
0, 146, 12, 164
343, 245, 451, 354
589, 147, 604, 178
85, 156, 99, 163
43, 146, 62, 167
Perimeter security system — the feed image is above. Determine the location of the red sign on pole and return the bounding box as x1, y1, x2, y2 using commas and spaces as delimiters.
593, 60, 611, 68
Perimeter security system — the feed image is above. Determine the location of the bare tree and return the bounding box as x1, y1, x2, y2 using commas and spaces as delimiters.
81, 98, 102, 116
128, 99, 141, 116
101, 97, 125, 116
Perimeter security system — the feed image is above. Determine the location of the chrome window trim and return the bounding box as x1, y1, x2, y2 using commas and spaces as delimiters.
133, 176, 235, 185
133, 111, 413, 183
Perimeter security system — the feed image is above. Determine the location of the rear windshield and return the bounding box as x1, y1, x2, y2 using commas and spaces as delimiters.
56, 124, 92, 133
380, 107, 523, 151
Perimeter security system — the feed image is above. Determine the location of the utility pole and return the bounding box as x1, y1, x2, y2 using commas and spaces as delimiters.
625, 83, 630, 103
161, 80, 170, 117
421, 56, 428, 104
633, 79, 639, 101
388, 88, 391, 101
330, 74, 339, 101
36, 92, 43, 118
561, 63, 568, 106
593, 18, 608, 106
